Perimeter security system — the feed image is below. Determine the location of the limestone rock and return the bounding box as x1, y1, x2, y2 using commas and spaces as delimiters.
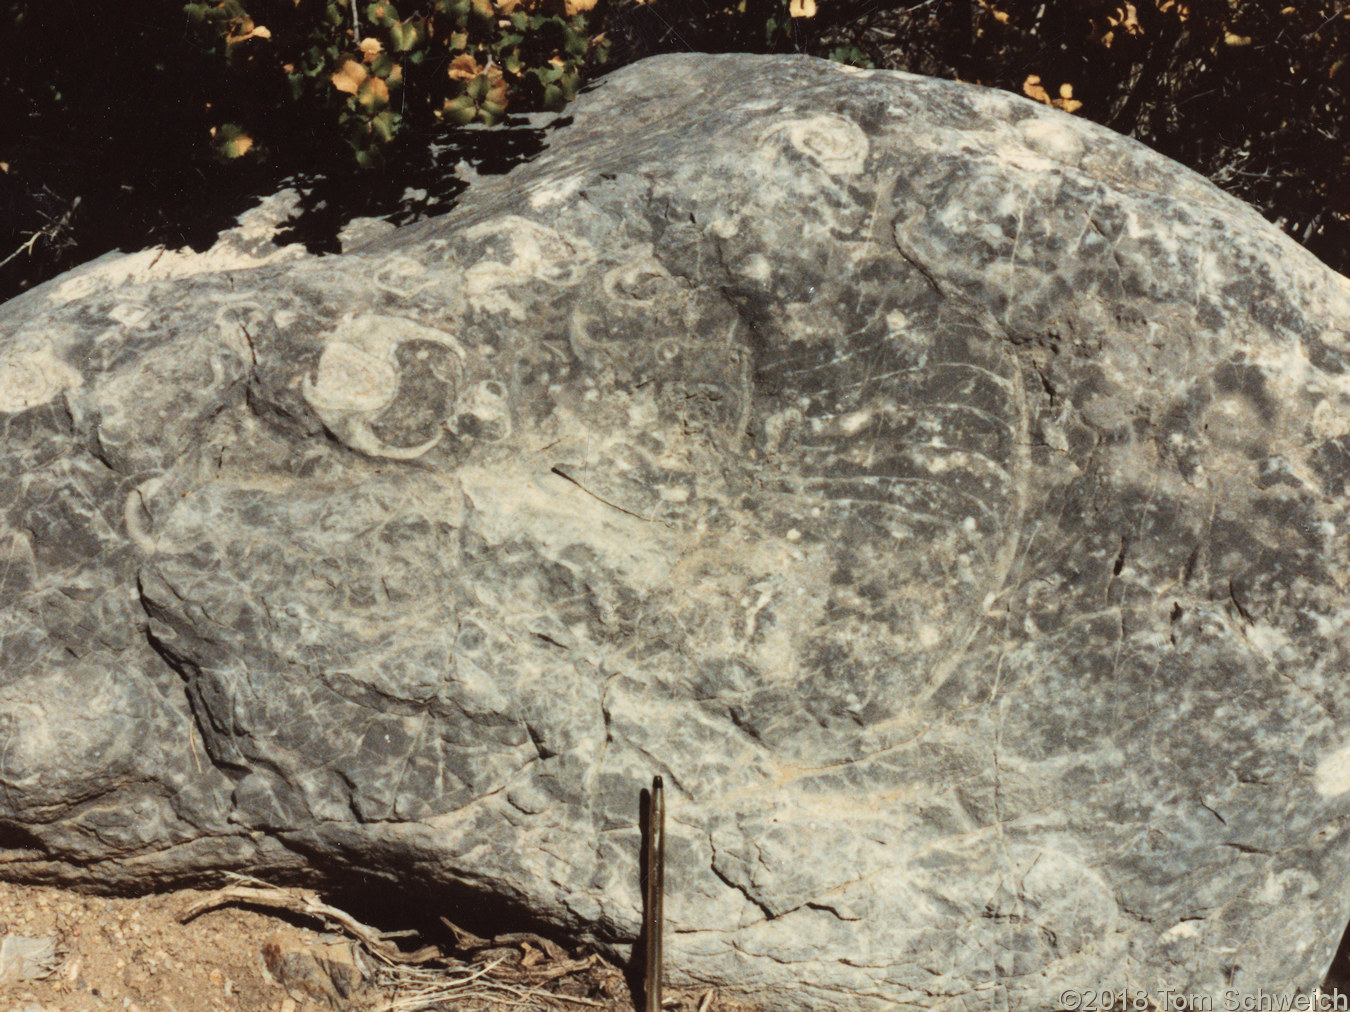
3, 53, 1350, 1011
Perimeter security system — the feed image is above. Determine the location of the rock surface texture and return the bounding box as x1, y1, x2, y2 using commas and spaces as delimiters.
4, 52, 1350, 1011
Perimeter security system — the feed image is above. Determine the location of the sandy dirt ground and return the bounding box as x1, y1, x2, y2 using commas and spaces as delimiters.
11, 875, 1346, 1012
0, 879, 756, 1012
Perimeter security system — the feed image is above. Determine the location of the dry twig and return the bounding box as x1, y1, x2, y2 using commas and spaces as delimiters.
178, 873, 440, 964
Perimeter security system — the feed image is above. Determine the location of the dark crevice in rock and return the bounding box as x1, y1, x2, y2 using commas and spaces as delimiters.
707, 860, 775, 925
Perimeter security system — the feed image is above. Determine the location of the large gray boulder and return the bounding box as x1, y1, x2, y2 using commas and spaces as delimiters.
4, 52, 1350, 1010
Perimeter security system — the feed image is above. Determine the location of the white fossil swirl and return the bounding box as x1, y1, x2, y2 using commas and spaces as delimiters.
462, 215, 595, 318
306, 341, 400, 414
373, 254, 436, 300
0, 348, 83, 413
601, 256, 674, 307
759, 114, 870, 177
301, 314, 465, 460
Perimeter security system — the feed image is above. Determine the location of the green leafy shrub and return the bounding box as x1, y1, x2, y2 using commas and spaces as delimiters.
184, 0, 610, 166
599, 0, 848, 67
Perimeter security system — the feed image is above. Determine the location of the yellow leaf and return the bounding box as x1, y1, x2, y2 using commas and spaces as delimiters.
1038, 82, 1081, 113
357, 75, 391, 111
226, 18, 272, 43
564, 0, 597, 12
486, 67, 508, 105
977, 0, 1009, 24
1224, 31, 1252, 45
1114, 2, 1140, 34
331, 58, 368, 94
359, 37, 383, 60
1026, 77, 1081, 113
447, 53, 481, 80
789, 0, 816, 15
1022, 74, 1050, 104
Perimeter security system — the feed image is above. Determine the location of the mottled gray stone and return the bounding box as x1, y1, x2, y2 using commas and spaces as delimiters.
4, 52, 1350, 1011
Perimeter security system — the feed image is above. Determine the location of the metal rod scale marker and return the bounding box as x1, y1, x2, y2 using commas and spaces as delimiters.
644, 775, 665, 1012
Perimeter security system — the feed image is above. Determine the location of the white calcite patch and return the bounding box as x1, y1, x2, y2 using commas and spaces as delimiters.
1314, 742, 1350, 797
1018, 115, 1087, 163
527, 174, 587, 210
50, 191, 307, 306
992, 144, 1059, 176
916, 624, 941, 649
1160, 920, 1201, 941
1311, 396, 1350, 439
107, 303, 152, 329
839, 409, 873, 436
464, 379, 513, 441
735, 253, 773, 284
